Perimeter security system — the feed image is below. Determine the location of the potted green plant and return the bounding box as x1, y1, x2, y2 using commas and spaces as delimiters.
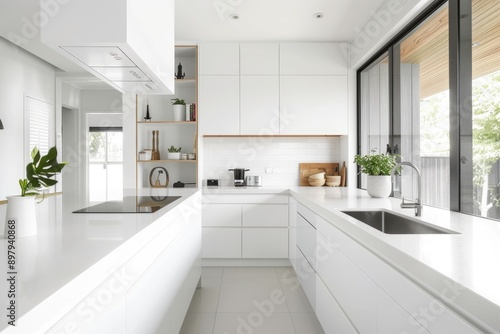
170, 98, 186, 122
5, 146, 66, 238
354, 153, 398, 198
167, 145, 182, 160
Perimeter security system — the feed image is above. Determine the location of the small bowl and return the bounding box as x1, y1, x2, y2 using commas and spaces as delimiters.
308, 172, 325, 180
309, 179, 326, 187
325, 176, 341, 187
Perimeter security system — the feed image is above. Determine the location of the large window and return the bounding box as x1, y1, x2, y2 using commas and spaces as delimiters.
358, 0, 500, 220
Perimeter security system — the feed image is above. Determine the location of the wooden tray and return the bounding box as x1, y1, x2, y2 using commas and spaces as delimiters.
299, 163, 340, 186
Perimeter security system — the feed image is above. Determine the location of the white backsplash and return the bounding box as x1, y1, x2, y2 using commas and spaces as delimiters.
203, 137, 341, 186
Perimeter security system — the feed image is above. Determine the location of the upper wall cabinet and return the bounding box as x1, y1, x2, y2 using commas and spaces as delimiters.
280, 43, 348, 75
199, 76, 240, 135
199, 44, 239, 75
280, 76, 348, 135
240, 44, 279, 75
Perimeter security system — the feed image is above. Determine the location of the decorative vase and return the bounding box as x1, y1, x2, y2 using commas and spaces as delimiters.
4, 196, 37, 238
167, 152, 181, 160
173, 105, 185, 121
366, 175, 392, 198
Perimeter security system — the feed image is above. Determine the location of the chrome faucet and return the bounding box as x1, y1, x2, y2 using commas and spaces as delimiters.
390, 161, 422, 216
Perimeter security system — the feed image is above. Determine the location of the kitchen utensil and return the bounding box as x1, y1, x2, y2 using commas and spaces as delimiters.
326, 176, 341, 187
228, 168, 250, 187
155, 130, 160, 160
246, 175, 262, 187
151, 130, 156, 160
309, 172, 325, 180
299, 163, 339, 186
340, 161, 347, 187
309, 179, 326, 187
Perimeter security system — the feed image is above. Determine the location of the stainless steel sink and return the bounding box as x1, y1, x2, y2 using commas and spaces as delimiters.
341, 210, 459, 234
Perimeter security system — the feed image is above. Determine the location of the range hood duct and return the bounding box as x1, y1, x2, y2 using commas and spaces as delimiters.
41, 0, 175, 94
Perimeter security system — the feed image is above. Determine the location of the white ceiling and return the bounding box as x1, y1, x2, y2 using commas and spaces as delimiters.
175, 0, 387, 42
0, 0, 387, 88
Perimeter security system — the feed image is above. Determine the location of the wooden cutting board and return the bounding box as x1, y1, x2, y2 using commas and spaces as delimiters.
299, 163, 340, 186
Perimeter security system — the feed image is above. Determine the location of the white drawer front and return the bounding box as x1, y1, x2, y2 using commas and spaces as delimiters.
202, 204, 241, 226
202, 228, 241, 258
297, 202, 316, 227
295, 246, 316, 311
297, 213, 316, 270
242, 228, 288, 258
242, 204, 288, 227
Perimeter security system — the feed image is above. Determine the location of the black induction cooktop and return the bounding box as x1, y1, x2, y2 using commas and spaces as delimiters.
73, 196, 181, 214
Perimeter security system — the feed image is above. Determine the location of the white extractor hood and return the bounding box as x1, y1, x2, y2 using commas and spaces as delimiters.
41, 0, 175, 94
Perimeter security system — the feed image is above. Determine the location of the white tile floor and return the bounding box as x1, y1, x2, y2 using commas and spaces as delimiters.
180, 266, 325, 334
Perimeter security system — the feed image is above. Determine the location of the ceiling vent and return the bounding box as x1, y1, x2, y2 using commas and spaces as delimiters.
41, 0, 175, 94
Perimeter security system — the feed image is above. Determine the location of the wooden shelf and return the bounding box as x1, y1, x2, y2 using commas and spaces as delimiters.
175, 78, 196, 82
137, 159, 197, 163
137, 120, 197, 124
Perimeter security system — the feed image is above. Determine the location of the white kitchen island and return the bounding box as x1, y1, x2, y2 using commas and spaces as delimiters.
0, 188, 202, 334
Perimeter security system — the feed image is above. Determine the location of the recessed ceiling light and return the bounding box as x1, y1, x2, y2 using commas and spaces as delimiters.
229, 13, 240, 20
313, 12, 324, 19
472, 42, 481, 47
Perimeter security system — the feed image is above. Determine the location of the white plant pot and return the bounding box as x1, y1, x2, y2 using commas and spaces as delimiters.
366, 175, 392, 198
4, 196, 37, 238
173, 105, 185, 121
167, 152, 181, 160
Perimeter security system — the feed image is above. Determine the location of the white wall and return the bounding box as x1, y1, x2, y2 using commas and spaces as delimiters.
0, 36, 56, 201
203, 137, 341, 187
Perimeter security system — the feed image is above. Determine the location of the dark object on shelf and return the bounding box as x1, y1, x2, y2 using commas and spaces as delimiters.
144, 102, 151, 121
149, 167, 169, 188
386, 144, 392, 155
207, 179, 219, 187
176, 62, 185, 79
151, 130, 160, 160
173, 181, 185, 188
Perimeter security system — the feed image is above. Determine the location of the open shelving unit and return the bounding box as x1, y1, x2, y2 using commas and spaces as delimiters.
135, 45, 199, 189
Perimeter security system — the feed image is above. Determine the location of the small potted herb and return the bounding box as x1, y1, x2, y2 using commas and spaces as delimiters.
167, 145, 182, 160
170, 98, 186, 121
354, 153, 398, 198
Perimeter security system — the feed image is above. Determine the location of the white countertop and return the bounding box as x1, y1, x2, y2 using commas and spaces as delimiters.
287, 186, 500, 332
0, 188, 200, 331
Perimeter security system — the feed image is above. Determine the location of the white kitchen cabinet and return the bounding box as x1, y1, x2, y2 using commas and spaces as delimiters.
377, 289, 430, 334
202, 204, 241, 226
202, 194, 289, 259
199, 43, 239, 75
242, 203, 288, 227
316, 213, 479, 334
240, 76, 280, 135
316, 275, 357, 334
202, 228, 241, 258
280, 75, 348, 135
289, 197, 298, 272
199, 75, 240, 135
316, 232, 377, 333
296, 212, 316, 270
280, 43, 348, 75
242, 228, 288, 258
240, 43, 279, 75
296, 246, 316, 311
